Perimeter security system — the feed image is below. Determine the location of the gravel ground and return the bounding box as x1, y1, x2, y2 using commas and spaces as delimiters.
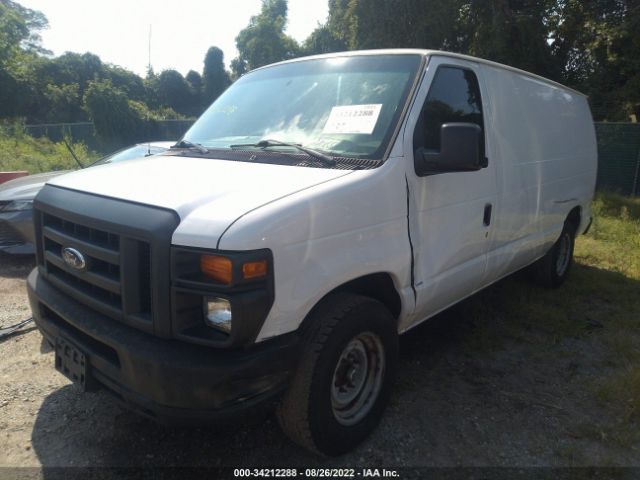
0, 251, 638, 473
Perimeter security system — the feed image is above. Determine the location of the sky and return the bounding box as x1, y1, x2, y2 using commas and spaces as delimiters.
16, 0, 329, 77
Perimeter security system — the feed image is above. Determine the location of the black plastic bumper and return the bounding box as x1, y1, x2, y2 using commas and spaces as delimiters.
27, 268, 300, 424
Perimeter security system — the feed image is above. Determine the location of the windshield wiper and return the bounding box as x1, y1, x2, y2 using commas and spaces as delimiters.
172, 140, 209, 154
229, 139, 336, 166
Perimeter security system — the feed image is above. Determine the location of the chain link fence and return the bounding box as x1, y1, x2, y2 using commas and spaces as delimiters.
24, 120, 195, 155
594, 123, 640, 196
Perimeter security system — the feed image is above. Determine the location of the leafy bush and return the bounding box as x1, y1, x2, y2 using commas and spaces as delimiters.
0, 121, 98, 173
83, 79, 184, 148
83, 79, 145, 145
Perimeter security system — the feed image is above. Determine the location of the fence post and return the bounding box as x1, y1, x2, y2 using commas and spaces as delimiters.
633, 147, 640, 197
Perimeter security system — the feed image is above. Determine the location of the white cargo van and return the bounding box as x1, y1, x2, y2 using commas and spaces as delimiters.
28, 50, 597, 455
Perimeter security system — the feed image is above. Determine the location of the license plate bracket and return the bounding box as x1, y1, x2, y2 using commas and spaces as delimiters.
55, 337, 94, 391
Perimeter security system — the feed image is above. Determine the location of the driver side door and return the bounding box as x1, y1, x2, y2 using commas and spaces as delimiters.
403, 56, 498, 329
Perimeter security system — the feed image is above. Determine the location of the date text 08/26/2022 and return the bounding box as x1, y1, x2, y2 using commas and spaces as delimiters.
233, 468, 400, 478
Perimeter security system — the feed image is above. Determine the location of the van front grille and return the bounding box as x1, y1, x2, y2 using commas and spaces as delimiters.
41, 212, 153, 331
34, 185, 180, 338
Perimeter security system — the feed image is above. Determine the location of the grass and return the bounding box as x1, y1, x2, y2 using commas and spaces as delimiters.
576, 193, 640, 445
454, 191, 640, 451
0, 123, 99, 174
579, 193, 640, 279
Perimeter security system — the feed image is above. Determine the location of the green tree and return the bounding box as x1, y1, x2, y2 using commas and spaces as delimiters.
0, 0, 46, 117
457, 0, 560, 79
322, 0, 354, 49
231, 0, 300, 76
34, 52, 103, 95
0, 0, 49, 54
106, 64, 146, 102
156, 69, 192, 115
548, 0, 639, 120
43, 83, 83, 122
345, 0, 462, 51
0, 1, 27, 66
22, 52, 105, 122
185, 69, 203, 115
230, 57, 248, 79
302, 24, 347, 55
305, 0, 461, 54
2, 0, 639, 124
186, 70, 202, 91
202, 46, 230, 107
83, 79, 145, 145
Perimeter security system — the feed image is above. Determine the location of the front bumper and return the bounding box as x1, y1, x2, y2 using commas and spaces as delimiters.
0, 209, 34, 254
27, 269, 300, 424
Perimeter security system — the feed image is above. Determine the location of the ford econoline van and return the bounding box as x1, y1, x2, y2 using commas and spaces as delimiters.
27, 50, 597, 455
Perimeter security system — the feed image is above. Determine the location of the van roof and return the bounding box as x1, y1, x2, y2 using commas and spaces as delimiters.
254, 49, 586, 98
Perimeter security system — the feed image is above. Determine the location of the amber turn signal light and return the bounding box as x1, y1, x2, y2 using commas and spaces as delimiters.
242, 260, 268, 280
200, 255, 233, 284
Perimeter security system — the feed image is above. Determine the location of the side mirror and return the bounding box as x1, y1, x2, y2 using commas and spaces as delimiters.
414, 123, 485, 176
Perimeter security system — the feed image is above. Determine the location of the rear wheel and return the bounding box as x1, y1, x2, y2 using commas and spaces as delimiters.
532, 219, 577, 288
277, 293, 398, 456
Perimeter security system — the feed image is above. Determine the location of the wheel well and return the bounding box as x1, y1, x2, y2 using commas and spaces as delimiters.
303, 273, 402, 330
566, 206, 581, 235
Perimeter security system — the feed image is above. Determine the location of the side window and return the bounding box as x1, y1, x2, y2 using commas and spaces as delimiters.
413, 66, 484, 155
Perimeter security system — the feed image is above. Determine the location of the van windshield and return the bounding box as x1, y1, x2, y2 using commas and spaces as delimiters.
183, 54, 422, 161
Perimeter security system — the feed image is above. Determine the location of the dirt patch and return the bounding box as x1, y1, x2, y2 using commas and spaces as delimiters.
0, 251, 639, 470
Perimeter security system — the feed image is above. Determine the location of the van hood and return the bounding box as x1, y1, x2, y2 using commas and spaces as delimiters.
47, 155, 352, 244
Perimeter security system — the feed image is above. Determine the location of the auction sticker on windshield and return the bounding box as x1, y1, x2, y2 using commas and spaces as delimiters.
322, 104, 382, 135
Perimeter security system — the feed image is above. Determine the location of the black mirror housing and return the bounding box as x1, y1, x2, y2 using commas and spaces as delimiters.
415, 123, 484, 176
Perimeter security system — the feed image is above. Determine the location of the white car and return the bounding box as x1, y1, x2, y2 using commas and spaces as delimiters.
0, 141, 173, 254
27, 50, 596, 455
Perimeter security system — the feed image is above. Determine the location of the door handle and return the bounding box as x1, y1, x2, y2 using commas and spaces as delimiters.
483, 203, 492, 226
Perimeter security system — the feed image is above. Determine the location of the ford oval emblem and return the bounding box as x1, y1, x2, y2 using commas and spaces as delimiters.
62, 247, 87, 271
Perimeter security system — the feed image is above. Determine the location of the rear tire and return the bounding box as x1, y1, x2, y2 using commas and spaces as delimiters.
532, 219, 577, 289
277, 293, 398, 456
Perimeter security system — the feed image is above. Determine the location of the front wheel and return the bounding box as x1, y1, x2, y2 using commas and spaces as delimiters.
532, 220, 577, 288
277, 293, 398, 456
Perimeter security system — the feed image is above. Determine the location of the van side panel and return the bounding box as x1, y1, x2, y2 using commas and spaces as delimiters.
481, 64, 597, 282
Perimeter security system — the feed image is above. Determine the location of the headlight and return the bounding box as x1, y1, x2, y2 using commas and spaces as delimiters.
200, 255, 233, 284
200, 254, 268, 284
204, 297, 232, 334
0, 199, 33, 212
172, 247, 274, 347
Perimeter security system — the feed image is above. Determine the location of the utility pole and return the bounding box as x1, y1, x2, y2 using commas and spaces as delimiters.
147, 24, 152, 77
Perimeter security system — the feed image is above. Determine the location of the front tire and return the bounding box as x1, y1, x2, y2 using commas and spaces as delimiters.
277, 293, 398, 456
532, 219, 577, 288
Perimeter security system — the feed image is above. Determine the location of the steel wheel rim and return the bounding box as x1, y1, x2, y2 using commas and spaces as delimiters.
330, 331, 385, 426
556, 232, 571, 276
